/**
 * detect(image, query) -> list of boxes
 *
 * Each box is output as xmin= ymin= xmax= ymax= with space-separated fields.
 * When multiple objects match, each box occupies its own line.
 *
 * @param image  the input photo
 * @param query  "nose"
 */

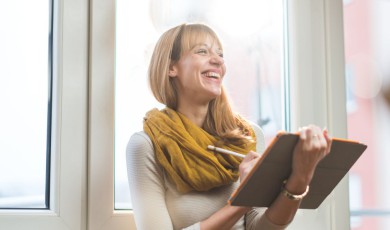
xmin=210 ymin=53 xmax=224 ymax=66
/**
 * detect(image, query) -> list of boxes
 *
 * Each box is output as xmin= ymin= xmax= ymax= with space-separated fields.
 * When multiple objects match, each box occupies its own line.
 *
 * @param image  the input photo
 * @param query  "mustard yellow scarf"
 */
xmin=143 ymin=108 xmax=256 ymax=193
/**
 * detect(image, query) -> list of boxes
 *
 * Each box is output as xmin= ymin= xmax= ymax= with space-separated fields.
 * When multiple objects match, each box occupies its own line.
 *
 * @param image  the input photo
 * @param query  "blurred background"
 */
xmin=0 ymin=0 xmax=389 ymax=229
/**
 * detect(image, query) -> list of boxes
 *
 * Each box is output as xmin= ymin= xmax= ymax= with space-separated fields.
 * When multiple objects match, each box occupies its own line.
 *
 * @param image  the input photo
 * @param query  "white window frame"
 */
xmin=286 ymin=0 xmax=349 ymax=228
xmin=87 ymin=0 xmax=126 ymax=229
xmin=0 ymin=0 xmax=89 ymax=229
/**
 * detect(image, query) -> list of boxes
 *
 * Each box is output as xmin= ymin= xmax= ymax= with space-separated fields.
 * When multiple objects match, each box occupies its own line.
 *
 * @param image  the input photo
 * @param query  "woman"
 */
xmin=126 ymin=23 xmax=332 ymax=230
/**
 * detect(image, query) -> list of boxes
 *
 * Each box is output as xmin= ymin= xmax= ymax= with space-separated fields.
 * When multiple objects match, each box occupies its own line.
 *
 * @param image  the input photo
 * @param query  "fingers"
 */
xmin=323 ymin=128 xmax=333 ymax=155
xmin=240 ymin=151 xmax=260 ymax=181
xmin=298 ymin=125 xmax=331 ymax=158
xmin=292 ymin=125 xmax=331 ymax=183
xmin=243 ymin=151 xmax=260 ymax=162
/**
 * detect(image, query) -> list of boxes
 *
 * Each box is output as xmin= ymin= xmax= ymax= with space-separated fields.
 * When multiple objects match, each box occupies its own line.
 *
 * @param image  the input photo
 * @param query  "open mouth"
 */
xmin=202 ymin=71 xmax=221 ymax=79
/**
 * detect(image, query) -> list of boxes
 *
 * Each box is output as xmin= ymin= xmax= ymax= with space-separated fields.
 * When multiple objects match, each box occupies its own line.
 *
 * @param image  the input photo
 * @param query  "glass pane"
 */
xmin=344 ymin=0 xmax=390 ymax=229
xmin=115 ymin=0 xmax=286 ymax=210
xmin=0 ymin=1 xmax=51 ymax=209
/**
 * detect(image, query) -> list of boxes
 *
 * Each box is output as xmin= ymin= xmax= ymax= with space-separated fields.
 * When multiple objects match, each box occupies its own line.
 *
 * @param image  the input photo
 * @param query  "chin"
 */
xmin=205 ymin=90 xmax=221 ymax=101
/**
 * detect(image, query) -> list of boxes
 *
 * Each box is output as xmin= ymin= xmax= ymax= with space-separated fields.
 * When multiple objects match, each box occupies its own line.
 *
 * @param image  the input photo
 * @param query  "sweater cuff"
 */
xmin=182 ymin=222 xmax=200 ymax=230
xmin=258 ymin=214 xmax=290 ymax=229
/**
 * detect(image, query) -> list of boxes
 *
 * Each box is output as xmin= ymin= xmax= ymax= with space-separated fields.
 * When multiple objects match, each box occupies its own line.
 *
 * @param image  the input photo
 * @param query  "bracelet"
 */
xmin=281 ymin=180 xmax=309 ymax=201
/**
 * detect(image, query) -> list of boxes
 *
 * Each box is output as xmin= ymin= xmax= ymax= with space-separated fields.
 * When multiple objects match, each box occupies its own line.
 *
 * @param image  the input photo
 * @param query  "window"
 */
xmin=0 ymin=3 xmax=358 ymax=229
xmin=0 ymin=0 xmax=88 ymax=228
xmin=0 ymin=0 xmax=51 ymax=209
xmin=344 ymin=0 xmax=390 ymax=229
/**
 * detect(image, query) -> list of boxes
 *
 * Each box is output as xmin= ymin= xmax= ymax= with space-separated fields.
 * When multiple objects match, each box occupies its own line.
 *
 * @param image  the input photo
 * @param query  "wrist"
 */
xmin=285 ymin=175 xmax=310 ymax=194
xmin=229 ymin=204 xmax=252 ymax=213
xmin=281 ymin=180 xmax=309 ymax=201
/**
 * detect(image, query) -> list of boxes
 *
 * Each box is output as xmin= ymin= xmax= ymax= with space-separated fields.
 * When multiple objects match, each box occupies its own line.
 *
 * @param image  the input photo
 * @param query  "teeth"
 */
xmin=204 ymin=72 xmax=220 ymax=79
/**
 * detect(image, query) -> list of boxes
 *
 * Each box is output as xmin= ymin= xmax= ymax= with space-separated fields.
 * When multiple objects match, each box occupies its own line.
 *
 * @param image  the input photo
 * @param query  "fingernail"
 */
xmin=300 ymin=130 xmax=306 ymax=138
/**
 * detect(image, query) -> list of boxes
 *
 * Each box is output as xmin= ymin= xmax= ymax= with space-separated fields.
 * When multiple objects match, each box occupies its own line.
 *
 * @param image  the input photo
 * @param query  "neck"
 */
xmin=176 ymin=101 xmax=209 ymax=127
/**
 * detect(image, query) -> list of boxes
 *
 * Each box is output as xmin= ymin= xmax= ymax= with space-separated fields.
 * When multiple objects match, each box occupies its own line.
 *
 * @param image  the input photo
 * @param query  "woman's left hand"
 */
xmin=289 ymin=125 xmax=332 ymax=187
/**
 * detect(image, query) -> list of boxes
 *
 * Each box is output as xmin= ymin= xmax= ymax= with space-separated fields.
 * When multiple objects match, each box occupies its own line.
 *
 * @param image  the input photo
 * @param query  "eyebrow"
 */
xmin=192 ymin=43 xmax=223 ymax=52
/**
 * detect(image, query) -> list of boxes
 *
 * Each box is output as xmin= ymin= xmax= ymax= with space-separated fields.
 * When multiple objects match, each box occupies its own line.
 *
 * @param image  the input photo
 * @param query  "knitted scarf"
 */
xmin=143 ymin=108 xmax=256 ymax=193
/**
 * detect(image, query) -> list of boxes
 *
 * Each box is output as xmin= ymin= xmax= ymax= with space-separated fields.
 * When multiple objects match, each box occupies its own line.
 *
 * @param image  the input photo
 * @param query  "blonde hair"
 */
xmin=148 ymin=23 xmax=253 ymax=145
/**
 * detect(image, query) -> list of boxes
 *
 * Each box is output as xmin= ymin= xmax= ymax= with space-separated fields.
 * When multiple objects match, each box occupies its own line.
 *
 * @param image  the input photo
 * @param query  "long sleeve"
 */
xmin=246 ymin=208 xmax=289 ymax=230
xmin=126 ymin=132 xmax=174 ymax=230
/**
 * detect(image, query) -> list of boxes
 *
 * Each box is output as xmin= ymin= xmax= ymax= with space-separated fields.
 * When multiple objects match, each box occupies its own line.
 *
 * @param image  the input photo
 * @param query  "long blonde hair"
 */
xmin=148 ymin=23 xmax=254 ymax=145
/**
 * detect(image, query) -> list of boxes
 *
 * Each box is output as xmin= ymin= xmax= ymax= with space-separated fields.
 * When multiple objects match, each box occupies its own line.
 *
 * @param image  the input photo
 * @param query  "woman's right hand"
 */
xmin=239 ymin=151 xmax=260 ymax=182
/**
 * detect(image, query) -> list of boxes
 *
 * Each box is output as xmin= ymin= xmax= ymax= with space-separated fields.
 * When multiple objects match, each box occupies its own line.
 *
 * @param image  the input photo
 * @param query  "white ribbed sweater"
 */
xmin=126 ymin=124 xmax=288 ymax=230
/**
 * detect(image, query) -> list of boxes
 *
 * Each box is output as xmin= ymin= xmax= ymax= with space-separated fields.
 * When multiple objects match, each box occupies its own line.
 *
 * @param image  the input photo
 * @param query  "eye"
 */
xmin=196 ymin=49 xmax=208 ymax=54
xmin=216 ymin=48 xmax=224 ymax=58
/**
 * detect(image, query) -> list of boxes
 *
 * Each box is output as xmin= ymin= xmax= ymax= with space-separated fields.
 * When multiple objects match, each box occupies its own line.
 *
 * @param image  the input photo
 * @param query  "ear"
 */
xmin=168 ymin=63 xmax=178 ymax=78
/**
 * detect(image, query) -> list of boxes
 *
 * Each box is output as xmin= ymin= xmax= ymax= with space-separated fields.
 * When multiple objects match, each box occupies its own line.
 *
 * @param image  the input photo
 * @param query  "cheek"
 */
xmin=178 ymin=61 xmax=196 ymax=77
xmin=222 ymin=65 xmax=227 ymax=78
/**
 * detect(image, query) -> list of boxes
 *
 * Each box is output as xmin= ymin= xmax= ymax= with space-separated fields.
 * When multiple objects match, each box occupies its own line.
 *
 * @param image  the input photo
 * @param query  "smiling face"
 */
xmin=169 ymin=34 xmax=226 ymax=106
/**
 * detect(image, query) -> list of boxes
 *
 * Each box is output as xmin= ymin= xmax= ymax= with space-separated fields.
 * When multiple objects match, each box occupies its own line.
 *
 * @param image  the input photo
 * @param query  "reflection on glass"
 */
xmin=0 ymin=1 xmax=50 ymax=209
xmin=115 ymin=0 xmax=285 ymax=209
xmin=344 ymin=0 xmax=390 ymax=229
